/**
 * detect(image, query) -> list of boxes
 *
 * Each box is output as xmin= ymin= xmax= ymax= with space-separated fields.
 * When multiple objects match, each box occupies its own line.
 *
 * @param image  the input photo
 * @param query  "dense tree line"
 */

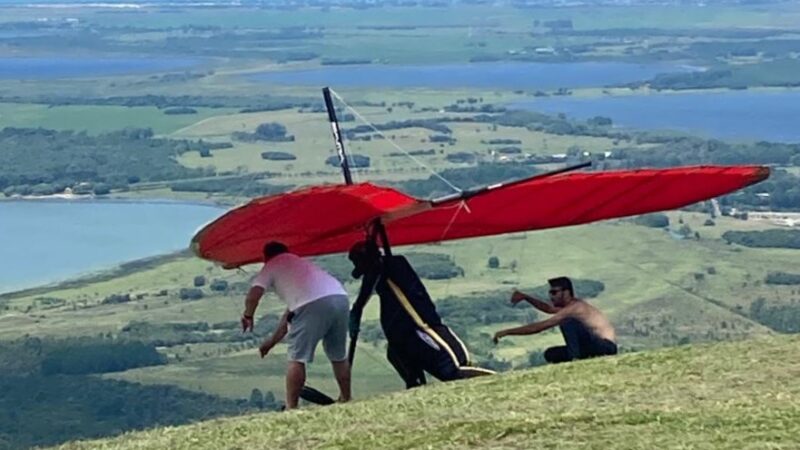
xmin=765 ymin=272 xmax=800 ymax=285
xmin=325 ymin=154 xmax=371 ymax=168
xmin=475 ymin=110 xmax=623 ymax=140
xmin=388 ymin=149 xmax=436 ymax=157
xmin=0 ymin=127 xmax=215 ymax=195
xmin=118 ymin=319 xmax=277 ymax=346
xmin=169 ymin=175 xmax=291 ymax=197
xmin=749 ymin=298 xmax=800 ymax=333
xmin=163 ymin=107 xmax=197 ymax=115
xmin=261 ymin=151 xmax=297 ymax=161
xmin=641 ymin=59 xmax=800 ymax=90
xmin=321 ymin=58 xmax=373 ymax=65
xmin=40 ymin=340 xmax=166 ymax=375
xmin=632 ymin=213 xmax=670 ymax=228
xmin=722 ymin=229 xmax=800 ymax=249
xmin=395 ymin=163 xmax=539 ymax=198
xmin=405 ymin=252 xmax=464 ymax=279
xmin=344 ymin=119 xmax=452 ymax=139
xmin=0 ymin=374 xmax=256 ymax=449
xmin=0 ymin=94 xmax=312 ymax=110
xmin=0 ymin=336 xmax=167 ymax=378
xmin=313 ymin=251 xmax=464 ymax=285
xmin=232 ymin=122 xmax=295 ymax=143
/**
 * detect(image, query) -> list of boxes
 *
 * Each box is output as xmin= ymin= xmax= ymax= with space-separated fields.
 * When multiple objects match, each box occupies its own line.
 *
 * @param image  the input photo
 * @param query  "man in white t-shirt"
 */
xmin=241 ymin=241 xmax=351 ymax=409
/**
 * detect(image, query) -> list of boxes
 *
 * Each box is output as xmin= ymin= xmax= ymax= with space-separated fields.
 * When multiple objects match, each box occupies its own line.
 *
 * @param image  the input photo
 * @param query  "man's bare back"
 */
xmin=563 ymin=299 xmax=616 ymax=343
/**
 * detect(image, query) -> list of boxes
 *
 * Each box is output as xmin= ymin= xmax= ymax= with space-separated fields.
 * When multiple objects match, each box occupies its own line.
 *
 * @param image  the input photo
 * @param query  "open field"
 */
xmin=0 ymin=103 xmax=239 ymax=135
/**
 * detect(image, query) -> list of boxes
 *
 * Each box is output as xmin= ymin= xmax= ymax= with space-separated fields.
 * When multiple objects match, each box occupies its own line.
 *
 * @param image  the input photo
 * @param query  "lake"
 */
xmin=0 ymin=56 xmax=200 ymax=79
xmin=0 ymin=200 xmax=223 ymax=294
xmin=510 ymin=90 xmax=800 ymax=143
xmin=248 ymin=62 xmax=693 ymax=89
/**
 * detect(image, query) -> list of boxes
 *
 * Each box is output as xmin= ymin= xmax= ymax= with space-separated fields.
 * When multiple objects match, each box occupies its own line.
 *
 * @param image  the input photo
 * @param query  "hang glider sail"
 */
xmin=191 ymin=164 xmax=769 ymax=268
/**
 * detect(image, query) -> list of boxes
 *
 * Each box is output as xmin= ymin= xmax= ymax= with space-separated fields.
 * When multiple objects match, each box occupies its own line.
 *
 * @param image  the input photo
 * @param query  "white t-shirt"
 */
xmin=251 ymin=253 xmax=347 ymax=311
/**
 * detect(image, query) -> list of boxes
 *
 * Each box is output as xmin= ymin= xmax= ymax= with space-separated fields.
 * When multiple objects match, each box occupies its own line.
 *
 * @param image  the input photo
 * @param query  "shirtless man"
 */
xmin=493 ymin=277 xmax=617 ymax=363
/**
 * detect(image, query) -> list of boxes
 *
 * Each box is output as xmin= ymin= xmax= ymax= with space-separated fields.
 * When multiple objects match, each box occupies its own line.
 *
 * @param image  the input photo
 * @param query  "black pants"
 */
xmin=544 ymin=338 xmax=618 ymax=364
xmin=386 ymin=325 xmax=468 ymax=388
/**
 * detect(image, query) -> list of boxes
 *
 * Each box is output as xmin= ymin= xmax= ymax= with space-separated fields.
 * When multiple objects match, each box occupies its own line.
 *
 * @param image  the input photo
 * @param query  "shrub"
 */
xmin=632 ymin=213 xmax=670 ymax=228
xmin=179 ymin=288 xmax=204 ymax=301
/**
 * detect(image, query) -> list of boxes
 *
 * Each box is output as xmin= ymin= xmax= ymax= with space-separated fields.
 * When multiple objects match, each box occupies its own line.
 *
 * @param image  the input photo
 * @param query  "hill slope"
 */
xmin=54 ymin=335 xmax=800 ymax=450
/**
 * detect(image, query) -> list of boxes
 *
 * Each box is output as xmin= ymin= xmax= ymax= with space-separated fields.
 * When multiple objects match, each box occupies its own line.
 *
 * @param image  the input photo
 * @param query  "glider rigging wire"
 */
xmin=328 ymin=88 xmax=462 ymax=195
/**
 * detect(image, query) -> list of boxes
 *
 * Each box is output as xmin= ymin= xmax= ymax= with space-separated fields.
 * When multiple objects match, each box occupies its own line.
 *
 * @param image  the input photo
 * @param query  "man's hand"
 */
xmin=259 ymin=339 xmax=275 ymax=358
xmin=241 ymin=314 xmax=254 ymax=332
xmin=492 ymin=330 xmax=505 ymax=345
xmin=510 ymin=290 xmax=527 ymax=305
xmin=348 ymin=310 xmax=361 ymax=339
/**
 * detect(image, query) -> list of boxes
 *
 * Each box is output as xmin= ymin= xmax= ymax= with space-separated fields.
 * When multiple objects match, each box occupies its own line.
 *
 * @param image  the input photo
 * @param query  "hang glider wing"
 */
xmin=191 ymin=165 xmax=769 ymax=268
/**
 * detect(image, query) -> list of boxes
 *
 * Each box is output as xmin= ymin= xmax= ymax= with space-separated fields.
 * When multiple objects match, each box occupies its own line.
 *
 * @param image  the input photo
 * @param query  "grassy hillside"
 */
xmin=3 ymin=212 xmax=795 ymax=404
xmin=53 ymin=334 xmax=800 ymax=450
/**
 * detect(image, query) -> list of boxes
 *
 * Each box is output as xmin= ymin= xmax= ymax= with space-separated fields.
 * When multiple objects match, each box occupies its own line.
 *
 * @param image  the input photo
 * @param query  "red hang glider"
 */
xmin=190 ymin=88 xmax=769 ymax=267
xmin=192 ymin=164 xmax=768 ymax=268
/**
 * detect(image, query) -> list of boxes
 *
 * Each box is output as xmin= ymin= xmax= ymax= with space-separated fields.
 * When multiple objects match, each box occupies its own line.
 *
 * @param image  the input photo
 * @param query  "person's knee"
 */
xmin=436 ymin=363 xmax=461 ymax=381
xmin=287 ymin=361 xmax=306 ymax=373
xmin=544 ymin=346 xmax=571 ymax=364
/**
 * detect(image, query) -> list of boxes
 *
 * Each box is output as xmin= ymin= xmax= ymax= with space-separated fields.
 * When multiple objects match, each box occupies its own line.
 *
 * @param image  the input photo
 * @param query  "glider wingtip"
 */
xmin=753 ymin=165 xmax=771 ymax=183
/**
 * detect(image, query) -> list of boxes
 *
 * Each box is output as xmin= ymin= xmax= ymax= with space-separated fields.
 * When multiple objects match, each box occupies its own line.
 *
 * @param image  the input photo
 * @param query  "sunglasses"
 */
xmin=548 ymin=288 xmax=563 ymax=295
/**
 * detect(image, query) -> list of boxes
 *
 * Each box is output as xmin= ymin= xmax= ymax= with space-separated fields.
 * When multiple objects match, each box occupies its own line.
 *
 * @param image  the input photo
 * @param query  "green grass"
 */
xmin=105 ymin=341 xmax=401 ymax=401
xmin=53 ymin=334 xmax=800 ymax=450
xmin=0 ymin=103 xmax=238 ymax=135
xmin=170 ymin=92 xmax=630 ymax=184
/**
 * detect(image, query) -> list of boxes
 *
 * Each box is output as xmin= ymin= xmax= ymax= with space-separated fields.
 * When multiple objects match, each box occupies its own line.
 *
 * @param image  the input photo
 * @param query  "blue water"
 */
xmin=511 ymin=90 xmax=800 ymax=143
xmin=248 ymin=62 xmax=691 ymax=89
xmin=0 ymin=200 xmax=223 ymax=293
xmin=0 ymin=56 xmax=199 ymax=79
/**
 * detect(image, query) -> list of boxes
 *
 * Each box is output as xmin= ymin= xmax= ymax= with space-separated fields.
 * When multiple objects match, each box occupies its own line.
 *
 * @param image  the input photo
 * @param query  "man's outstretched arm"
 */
xmin=511 ymin=290 xmax=559 ymax=314
xmin=493 ymin=316 xmax=560 ymax=343
xmin=494 ymin=306 xmax=573 ymax=343
xmin=259 ymin=309 xmax=290 ymax=358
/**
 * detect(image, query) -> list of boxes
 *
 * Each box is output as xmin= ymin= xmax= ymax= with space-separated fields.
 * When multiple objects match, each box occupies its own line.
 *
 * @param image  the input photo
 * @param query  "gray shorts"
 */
xmin=287 ymin=294 xmax=349 ymax=364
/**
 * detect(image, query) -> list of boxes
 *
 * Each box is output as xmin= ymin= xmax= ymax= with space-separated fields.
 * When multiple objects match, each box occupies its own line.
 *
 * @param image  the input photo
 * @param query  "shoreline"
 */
xmin=0 ymin=249 xmax=194 ymax=300
xmin=0 ymin=194 xmax=228 ymax=209
xmin=0 ymin=197 xmax=227 ymax=299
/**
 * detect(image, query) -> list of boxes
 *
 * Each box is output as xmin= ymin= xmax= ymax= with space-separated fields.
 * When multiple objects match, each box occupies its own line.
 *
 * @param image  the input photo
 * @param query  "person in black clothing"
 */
xmin=493 ymin=277 xmax=617 ymax=363
xmin=348 ymin=240 xmax=493 ymax=388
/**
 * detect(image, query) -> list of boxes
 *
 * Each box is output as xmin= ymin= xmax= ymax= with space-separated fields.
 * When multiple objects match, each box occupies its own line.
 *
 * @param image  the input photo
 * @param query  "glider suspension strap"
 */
xmin=369 ymin=219 xmax=393 ymax=257
xmin=327 ymin=88 xmax=462 ymax=195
